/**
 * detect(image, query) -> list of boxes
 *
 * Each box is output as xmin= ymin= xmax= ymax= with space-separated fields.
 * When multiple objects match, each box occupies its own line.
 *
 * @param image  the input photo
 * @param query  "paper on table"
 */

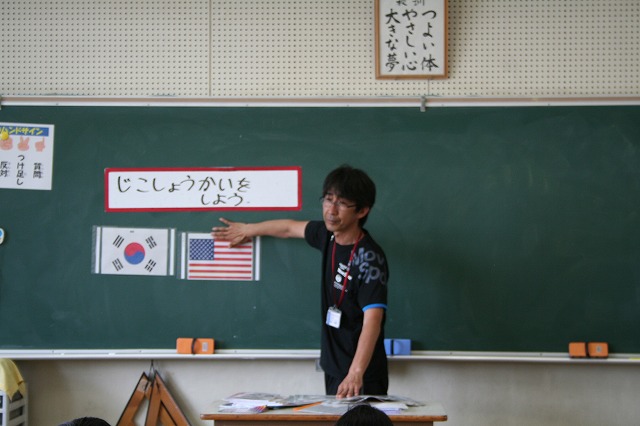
xmin=218 ymin=404 xmax=267 ymax=414
xmin=223 ymin=392 xmax=285 ymax=407
xmin=341 ymin=395 xmax=423 ymax=406
xmin=296 ymin=400 xmax=349 ymax=415
xmin=371 ymin=401 xmax=409 ymax=414
xmin=276 ymin=395 xmax=327 ymax=408
xmin=222 ymin=393 xmax=326 ymax=410
xmin=297 ymin=395 xmax=418 ymax=415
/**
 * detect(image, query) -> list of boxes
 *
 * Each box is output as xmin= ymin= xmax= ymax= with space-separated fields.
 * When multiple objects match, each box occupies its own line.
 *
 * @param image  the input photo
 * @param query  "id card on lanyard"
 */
xmin=326 ymin=233 xmax=362 ymax=329
xmin=326 ymin=306 xmax=342 ymax=328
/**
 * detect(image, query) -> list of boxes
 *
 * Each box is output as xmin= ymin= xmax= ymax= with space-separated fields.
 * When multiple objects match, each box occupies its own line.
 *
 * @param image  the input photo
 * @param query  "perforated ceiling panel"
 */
xmin=211 ymin=0 xmax=378 ymax=97
xmin=0 ymin=0 xmax=210 ymax=96
xmin=1 ymin=1 xmax=639 ymax=98
xmin=438 ymin=0 xmax=640 ymax=97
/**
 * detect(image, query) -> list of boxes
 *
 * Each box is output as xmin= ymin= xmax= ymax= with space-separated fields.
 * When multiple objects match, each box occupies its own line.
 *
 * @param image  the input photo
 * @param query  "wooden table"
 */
xmin=201 ymin=401 xmax=447 ymax=425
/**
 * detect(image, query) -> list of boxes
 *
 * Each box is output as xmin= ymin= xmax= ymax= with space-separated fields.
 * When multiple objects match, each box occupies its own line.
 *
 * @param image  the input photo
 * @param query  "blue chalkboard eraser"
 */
xmin=0 ymin=228 xmax=4 ymax=245
xmin=384 ymin=338 xmax=412 ymax=356
xmin=392 ymin=339 xmax=412 ymax=355
xmin=384 ymin=339 xmax=392 ymax=355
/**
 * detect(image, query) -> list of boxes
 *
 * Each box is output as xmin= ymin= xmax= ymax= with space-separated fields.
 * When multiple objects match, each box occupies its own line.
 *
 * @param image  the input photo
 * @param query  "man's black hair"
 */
xmin=335 ymin=404 xmax=393 ymax=426
xmin=58 ymin=417 xmax=111 ymax=426
xmin=322 ymin=164 xmax=376 ymax=226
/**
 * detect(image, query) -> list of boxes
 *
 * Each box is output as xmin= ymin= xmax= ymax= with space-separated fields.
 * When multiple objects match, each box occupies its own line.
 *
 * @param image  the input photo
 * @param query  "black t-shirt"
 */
xmin=305 ymin=220 xmax=389 ymax=381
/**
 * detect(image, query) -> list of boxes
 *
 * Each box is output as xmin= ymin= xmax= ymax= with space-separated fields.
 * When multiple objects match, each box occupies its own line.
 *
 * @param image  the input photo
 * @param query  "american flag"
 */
xmin=181 ymin=233 xmax=259 ymax=281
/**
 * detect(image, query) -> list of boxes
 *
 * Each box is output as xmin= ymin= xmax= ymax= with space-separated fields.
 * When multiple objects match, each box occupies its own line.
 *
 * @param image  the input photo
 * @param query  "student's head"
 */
xmin=59 ymin=417 xmax=111 ymax=426
xmin=335 ymin=404 xmax=393 ymax=426
xmin=322 ymin=165 xmax=376 ymax=227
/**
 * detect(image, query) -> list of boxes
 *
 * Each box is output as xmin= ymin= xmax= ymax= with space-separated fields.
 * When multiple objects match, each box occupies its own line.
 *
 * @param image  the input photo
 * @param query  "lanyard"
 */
xmin=331 ymin=233 xmax=363 ymax=308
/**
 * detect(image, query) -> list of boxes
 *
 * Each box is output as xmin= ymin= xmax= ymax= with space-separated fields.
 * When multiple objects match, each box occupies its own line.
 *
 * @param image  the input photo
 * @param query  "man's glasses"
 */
xmin=320 ymin=195 xmax=357 ymax=211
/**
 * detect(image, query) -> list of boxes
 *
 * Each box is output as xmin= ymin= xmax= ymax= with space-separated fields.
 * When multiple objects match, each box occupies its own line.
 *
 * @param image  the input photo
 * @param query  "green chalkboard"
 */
xmin=1 ymin=105 xmax=639 ymax=352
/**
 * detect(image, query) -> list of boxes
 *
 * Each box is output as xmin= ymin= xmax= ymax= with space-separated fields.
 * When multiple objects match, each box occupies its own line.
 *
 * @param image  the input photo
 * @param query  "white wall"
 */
xmin=16 ymin=358 xmax=640 ymax=426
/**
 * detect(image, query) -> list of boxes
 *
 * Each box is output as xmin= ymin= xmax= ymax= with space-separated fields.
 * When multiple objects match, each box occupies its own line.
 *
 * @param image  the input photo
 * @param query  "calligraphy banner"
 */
xmin=105 ymin=166 xmax=302 ymax=212
xmin=375 ymin=0 xmax=448 ymax=79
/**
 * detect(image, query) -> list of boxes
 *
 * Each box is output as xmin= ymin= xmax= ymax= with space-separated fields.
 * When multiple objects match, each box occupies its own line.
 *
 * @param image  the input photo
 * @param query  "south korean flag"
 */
xmin=92 ymin=226 xmax=175 ymax=276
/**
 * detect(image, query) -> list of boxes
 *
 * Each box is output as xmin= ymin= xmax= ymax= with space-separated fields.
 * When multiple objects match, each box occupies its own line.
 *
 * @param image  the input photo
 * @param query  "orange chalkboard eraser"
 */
xmin=587 ymin=342 xmax=609 ymax=358
xmin=569 ymin=342 xmax=587 ymax=358
xmin=177 ymin=338 xmax=215 ymax=354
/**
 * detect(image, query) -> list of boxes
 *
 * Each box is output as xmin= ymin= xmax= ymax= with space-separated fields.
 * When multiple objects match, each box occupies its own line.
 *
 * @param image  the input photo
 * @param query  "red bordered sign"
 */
xmin=105 ymin=166 xmax=302 ymax=212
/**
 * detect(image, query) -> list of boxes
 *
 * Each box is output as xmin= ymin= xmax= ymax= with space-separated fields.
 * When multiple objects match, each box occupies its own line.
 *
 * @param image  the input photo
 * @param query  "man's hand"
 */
xmin=211 ymin=218 xmax=252 ymax=247
xmin=336 ymin=371 xmax=364 ymax=399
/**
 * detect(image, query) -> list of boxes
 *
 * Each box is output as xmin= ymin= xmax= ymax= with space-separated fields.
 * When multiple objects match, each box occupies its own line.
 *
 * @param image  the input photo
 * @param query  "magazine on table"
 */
xmin=295 ymin=395 xmax=423 ymax=415
xmin=220 ymin=392 xmax=326 ymax=412
xmin=219 ymin=393 xmax=423 ymax=415
xmin=340 ymin=395 xmax=424 ymax=406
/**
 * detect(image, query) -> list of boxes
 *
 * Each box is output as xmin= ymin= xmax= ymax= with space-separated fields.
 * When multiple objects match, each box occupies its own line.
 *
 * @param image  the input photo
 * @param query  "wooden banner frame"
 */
xmin=375 ymin=0 xmax=448 ymax=79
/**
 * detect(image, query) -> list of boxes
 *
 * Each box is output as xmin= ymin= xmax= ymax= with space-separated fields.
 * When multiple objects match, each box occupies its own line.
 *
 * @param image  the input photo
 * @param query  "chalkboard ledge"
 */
xmin=4 ymin=95 xmax=640 ymax=108
xmin=2 ymin=350 xmax=639 ymax=364
xmin=0 ymin=349 xmax=319 ymax=361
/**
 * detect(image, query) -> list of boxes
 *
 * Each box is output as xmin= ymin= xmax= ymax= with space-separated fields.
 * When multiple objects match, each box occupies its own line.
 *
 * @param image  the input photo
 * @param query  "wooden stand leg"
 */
xmin=150 ymin=373 xmax=190 ymax=426
xmin=117 ymin=370 xmax=190 ymax=426
xmin=117 ymin=373 xmax=152 ymax=426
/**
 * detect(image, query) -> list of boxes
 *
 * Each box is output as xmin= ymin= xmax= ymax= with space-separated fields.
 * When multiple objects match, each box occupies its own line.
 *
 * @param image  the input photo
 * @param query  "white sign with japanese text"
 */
xmin=105 ymin=166 xmax=302 ymax=212
xmin=375 ymin=0 xmax=448 ymax=79
xmin=0 ymin=122 xmax=55 ymax=190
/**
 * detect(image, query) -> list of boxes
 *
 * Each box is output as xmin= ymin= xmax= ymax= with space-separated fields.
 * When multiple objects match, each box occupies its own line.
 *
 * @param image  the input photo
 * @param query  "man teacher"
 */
xmin=211 ymin=165 xmax=389 ymax=398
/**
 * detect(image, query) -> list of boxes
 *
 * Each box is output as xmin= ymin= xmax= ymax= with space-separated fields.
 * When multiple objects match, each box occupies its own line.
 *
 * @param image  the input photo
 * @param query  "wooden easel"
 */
xmin=117 ymin=364 xmax=190 ymax=426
